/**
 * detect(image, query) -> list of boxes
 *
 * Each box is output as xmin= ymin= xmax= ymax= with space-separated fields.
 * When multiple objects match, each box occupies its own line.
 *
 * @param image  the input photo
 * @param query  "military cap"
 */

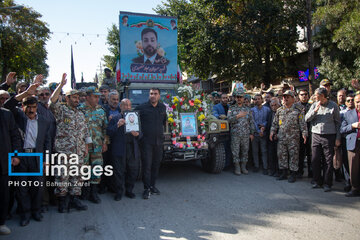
xmin=48 ymin=82 xmax=58 ymax=91
xmin=320 ymin=79 xmax=332 ymax=86
xmin=211 ymin=91 xmax=220 ymax=97
xmin=283 ymin=90 xmax=295 ymax=97
xmin=99 ymin=85 xmax=110 ymax=91
xmin=232 ymin=88 xmax=245 ymax=97
xmin=104 ymin=68 xmax=111 ymax=73
xmin=65 ymin=89 xmax=80 ymax=96
xmin=86 ymin=86 xmax=101 ymax=96
xmin=244 ymin=94 xmax=251 ymax=100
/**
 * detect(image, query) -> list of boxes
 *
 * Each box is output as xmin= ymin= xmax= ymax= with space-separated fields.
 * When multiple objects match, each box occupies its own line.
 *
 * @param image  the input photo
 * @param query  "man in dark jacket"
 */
xmin=0 ymin=108 xmax=21 ymax=235
xmin=4 ymin=83 xmax=51 ymax=226
xmin=107 ymin=99 xmax=140 ymax=201
xmin=135 ymin=88 xmax=166 ymax=199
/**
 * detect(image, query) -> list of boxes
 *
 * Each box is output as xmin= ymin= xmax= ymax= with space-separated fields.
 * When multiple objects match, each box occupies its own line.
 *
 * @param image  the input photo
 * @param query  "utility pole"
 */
xmin=306 ymin=0 xmax=314 ymax=95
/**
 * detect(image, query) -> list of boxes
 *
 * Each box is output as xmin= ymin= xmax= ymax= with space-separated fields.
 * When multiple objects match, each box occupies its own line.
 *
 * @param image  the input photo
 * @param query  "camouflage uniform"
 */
xmin=49 ymin=101 xmax=91 ymax=196
xmin=270 ymin=104 xmax=308 ymax=171
xmin=78 ymin=103 xmax=109 ymax=184
xmin=228 ymin=105 xmax=256 ymax=163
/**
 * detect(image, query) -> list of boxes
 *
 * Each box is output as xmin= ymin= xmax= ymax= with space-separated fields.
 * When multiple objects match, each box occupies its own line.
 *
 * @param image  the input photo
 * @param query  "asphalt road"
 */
xmin=3 ymin=162 xmax=360 ymax=240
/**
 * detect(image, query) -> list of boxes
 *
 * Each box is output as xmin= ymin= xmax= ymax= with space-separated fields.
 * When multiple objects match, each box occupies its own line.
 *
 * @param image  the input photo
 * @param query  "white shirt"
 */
xmin=144 ymin=53 xmax=157 ymax=64
xmin=23 ymin=115 xmax=38 ymax=149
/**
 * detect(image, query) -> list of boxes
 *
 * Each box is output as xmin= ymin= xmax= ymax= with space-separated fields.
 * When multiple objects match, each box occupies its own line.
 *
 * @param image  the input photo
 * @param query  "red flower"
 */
xmin=189 ymin=100 xmax=194 ymax=106
xmin=171 ymin=105 xmax=176 ymax=109
xmin=198 ymin=107 xmax=203 ymax=112
xmin=173 ymin=122 xmax=176 ymax=127
xmin=201 ymin=93 xmax=204 ymax=97
xmin=180 ymin=101 xmax=183 ymax=106
xmin=166 ymin=95 xmax=170 ymax=99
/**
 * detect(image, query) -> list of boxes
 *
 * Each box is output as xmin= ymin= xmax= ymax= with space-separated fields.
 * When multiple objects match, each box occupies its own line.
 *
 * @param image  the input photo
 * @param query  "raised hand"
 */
xmin=6 ymin=72 xmax=17 ymax=85
xmin=34 ymin=74 xmax=44 ymax=84
xmin=60 ymin=73 xmax=67 ymax=86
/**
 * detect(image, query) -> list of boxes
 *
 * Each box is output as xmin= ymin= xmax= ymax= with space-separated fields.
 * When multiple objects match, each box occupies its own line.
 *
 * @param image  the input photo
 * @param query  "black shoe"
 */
xmin=268 ymin=170 xmax=276 ymax=176
xmin=273 ymin=171 xmax=280 ymax=178
xmin=345 ymin=190 xmax=360 ymax=197
xmin=89 ymin=184 xmax=101 ymax=204
xmin=312 ymin=183 xmax=322 ymax=189
xmin=58 ymin=196 xmax=68 ymax=213
xmin=323 ymin=185 xmax=332 ymax=192
xmin=114 ymin=193 xmax=122 ymax=201
xmin=20 ymin=216 xmax=30 ymax=227
xmin=253 ymin=167 xmax=259 ymax=173
xmin=344 ymin=181 xmax=352 ymax=192
xmin=150 ymin=186 xmax=160 ymax=195
xmin=143 ymin=189 xmax=151 ymax=199
xmin=125 ymin=191 xmax=136 ymax=199
xmin=262 ymin=169 xmax=268 ymax=175
xmin=70 ymin=196 xmax=88 ymax=211
xmin=288 ymin=172 xmax=296 ymax=183
xmin=276 ymin=170 xmax=288 ymax=180
xmin=32 ymin=212 xmax=43 ymax=222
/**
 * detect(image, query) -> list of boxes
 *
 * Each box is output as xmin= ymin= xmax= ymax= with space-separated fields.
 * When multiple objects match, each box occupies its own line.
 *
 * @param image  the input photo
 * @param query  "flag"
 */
xmin=116 ymin=58 xmax=121 ymax=83
xmin=70 ymin=45 xmax=76 ymax=89
xmin=94 ymin=73 xmax=98 ymax=83
xmin=177 ymin=64 xmax=183 ymax=84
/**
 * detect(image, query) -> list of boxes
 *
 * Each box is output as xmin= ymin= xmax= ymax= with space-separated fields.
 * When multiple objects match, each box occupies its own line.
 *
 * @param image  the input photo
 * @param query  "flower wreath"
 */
xmin=164 ymin=84 xmax=211 ymax=149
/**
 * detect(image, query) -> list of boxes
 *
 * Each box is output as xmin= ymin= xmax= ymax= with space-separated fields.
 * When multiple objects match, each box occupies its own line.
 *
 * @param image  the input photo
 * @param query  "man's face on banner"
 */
xmin=142 ymin=31 xmax=157 ymax=58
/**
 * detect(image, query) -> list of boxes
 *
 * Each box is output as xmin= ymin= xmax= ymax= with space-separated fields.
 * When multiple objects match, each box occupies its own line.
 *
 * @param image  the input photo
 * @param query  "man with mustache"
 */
xmin=3 ymin=81 xmax=51 ymax=226
xmin=132 ymin=28 xmax=170 ymax=65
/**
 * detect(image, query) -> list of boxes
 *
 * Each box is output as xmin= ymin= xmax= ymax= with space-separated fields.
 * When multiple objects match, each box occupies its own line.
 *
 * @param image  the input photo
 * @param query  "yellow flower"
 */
xmin=168 ymin=117 xmax=174 ymax=123
xmin=198 ymin=114 xmax=205 ymax=121
xmin=168 ymin=113 xmax=173 ymax=117
xmin=173 ymin=97 xmax=179 ymax=103
xmin=194 ymin=99 xmax=202 ymax=105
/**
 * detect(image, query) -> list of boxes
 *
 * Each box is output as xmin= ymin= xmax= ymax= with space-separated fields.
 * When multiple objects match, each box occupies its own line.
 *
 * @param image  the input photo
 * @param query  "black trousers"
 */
xmin=268 ymin=140 xmax=278 ymax=172
xmin=312 ymin=133 xmax=336 ymax=186
xmin=299 ymin=133 xmax=312 ymax=174
xmin=15 ymin=157 xmax=44 ymax=218
xmin=0 ymin=175 xmax=9 ymax=225
xmin=142 ymin=143 xmax=163 ymax=190
xmin=112 ymin=143 xmax=139 ymax=194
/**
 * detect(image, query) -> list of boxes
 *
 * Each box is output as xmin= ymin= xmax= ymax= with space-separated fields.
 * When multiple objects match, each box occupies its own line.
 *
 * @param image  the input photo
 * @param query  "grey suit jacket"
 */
xmin=340 ymin=109 xmax=359 ymax=151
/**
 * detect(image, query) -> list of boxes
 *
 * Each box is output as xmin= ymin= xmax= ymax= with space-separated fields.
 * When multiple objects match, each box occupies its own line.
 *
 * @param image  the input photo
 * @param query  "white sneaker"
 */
xmin=0 ymin=225 xmax=11 ymax=235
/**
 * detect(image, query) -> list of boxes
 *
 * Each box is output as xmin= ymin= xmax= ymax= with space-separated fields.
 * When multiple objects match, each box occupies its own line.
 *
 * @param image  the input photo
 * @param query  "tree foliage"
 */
xmin=313 ymin=0 xmax=360 ymax=88
xmin=103 ymin=23 xmax=119 ymax=71
xmin=154 ymin=0 xmax=306 ymax=87
xmin=0 ymin=0 xmax=50 ymax=82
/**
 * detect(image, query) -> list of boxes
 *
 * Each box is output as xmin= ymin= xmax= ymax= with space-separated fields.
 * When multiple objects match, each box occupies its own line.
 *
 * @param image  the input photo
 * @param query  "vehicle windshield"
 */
xmin=128 ymin=89 xmax=176 ymax=108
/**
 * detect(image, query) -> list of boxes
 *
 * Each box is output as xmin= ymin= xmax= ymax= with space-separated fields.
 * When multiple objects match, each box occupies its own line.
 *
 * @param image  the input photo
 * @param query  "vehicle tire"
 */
xmin=201 ymin=143 xmax=226 ymax=173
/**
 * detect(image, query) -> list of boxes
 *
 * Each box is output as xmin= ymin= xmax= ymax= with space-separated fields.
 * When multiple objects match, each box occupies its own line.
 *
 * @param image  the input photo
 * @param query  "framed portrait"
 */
xmin=124 ymin=111 xmax=140 ymax=133
xmin=180 ymin=113 xmax=198 ymax=137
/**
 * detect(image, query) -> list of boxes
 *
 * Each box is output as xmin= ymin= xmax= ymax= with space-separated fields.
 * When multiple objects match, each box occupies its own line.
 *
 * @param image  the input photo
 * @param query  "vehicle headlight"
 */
xmin=209 ymin=122 xmax=218 ymax=131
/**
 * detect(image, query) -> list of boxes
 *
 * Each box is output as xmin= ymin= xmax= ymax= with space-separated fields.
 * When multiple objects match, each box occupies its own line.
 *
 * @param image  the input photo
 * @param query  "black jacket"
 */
xmin=135 ymin=101 xmax=166 ymax=145
xmin=0 ymin=108 xmax=22 ymax=175
xmin=4 ymin=96 xmax=51 ymax=153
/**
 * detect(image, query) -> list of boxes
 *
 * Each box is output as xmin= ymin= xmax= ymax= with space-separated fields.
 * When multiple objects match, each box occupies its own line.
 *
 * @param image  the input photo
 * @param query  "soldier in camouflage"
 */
xmin=228 ymin=89 xmax=256 ymax=175
xmin=49 ymin=73 xmax=91 ymax=213
xmin=78 ymin=86 xmax=109 ymax=204
xmin=270 ymin=90 xmax=308 ymax=183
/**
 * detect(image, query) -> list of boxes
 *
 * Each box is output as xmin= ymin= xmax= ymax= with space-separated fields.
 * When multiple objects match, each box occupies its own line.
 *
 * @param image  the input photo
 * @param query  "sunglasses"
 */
xmin=236 ymin=96 xmax=243 ymax=99
xmin=299 ymin=93 xmax=308 ymax=96
xmin=39 ymin=93 xmax=51 ymax=97
xmin=346 ymin=99 xmax=354 ymax=102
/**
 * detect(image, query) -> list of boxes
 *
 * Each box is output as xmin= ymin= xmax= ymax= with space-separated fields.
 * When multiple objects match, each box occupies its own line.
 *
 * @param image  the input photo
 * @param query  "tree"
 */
xmin=103 ymin=23 xmax=119 ymax=71
xmin=313 ymin=0 xmax=360 ymax=89
xmin=154 ymin=0 xmax=306 ymax=87
xmin=0 ymin=0 xmax=50 ymax=83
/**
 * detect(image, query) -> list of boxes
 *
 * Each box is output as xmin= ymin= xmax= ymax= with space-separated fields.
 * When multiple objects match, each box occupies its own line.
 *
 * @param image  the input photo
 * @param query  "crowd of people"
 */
xmin=0 ymin=68 xmax=360 ymax=236
xmin=0 ymin=70 xmax=165 ymax=235
xmin=211 ymin=79 xmax=360 ymax=196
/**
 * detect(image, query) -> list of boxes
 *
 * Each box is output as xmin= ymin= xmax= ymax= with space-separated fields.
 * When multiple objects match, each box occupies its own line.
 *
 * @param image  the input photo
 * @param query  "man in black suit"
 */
xmin=0 ymin=108 xmax=21 ymax=235
xmin=132 ymin=28 xmax=170 ymax=65
xmin=4 ymin=82 xmax=51 ymax=226
xmin=135 ymin=88 xmax=166 ymax=199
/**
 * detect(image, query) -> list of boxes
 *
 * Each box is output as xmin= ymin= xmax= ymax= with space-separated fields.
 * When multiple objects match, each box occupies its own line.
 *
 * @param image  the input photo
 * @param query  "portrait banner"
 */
xmin=120 ymin=11 xmax=178 ymax=83
xmin=124 ymin=111 xmax=140 ymax=133
xmin=180 ymin=113 xmax=198 ymax=137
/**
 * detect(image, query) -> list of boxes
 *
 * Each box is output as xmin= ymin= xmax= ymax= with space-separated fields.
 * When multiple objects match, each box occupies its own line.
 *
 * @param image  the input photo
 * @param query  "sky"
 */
xmin=15 ymin=0 xmax=164 ymax=90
